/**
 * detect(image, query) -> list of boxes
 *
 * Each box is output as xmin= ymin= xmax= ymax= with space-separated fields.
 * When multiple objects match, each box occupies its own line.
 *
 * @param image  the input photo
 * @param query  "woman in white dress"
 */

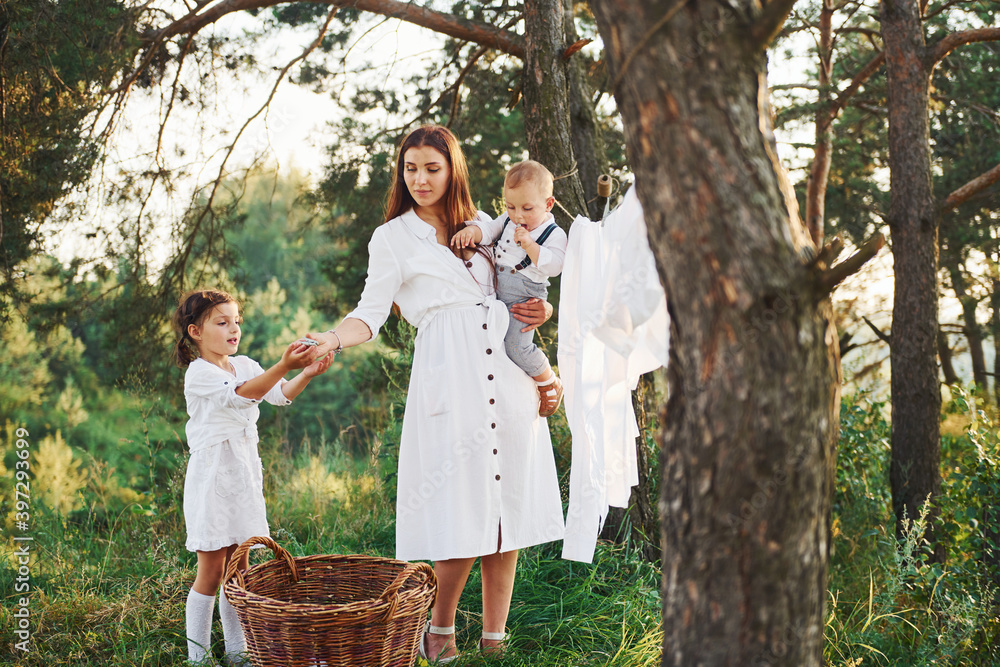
xmin=307 ymin=125 xmax=565 ymax=661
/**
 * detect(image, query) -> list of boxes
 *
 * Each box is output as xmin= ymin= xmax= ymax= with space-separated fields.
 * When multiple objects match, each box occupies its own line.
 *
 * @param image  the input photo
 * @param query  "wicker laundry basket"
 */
xmin=222 ymin=536 xmax=437 ymax=667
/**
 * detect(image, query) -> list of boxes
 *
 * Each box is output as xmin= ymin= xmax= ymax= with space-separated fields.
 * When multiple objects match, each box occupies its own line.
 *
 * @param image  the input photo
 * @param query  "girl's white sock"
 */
xmin=218 ymin=588 xmax=247 ymax=662
xmin=535 ymin=376 xmax=556 ymax=386
xmin=186 ymin=588 xmax=215 ymax=663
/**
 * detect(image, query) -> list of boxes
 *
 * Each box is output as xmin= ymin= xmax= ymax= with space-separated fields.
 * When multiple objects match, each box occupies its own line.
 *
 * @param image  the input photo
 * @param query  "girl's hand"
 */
xmin=302 ymin=351 xmax=334 ymax=378
xmin=281 ymin=341 xmax=315 ymax=370
xmin=510 ymin=298 xmax=553 ymax=333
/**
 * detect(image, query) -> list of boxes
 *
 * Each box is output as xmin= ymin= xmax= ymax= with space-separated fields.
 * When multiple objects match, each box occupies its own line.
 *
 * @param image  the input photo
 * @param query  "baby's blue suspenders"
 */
xmin=493 ymin=215 xmax=560 ymax=270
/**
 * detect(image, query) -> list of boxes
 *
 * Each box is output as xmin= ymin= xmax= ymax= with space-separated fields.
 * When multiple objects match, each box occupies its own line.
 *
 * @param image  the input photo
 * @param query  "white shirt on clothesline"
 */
xmin=558 ymin=186 xmax=669 ymax=563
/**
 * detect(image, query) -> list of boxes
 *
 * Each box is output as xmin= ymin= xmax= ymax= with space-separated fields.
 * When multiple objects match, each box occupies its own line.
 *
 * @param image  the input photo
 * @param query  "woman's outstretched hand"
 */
xmin=302 ymin=331 xmax=339 ymax=360
xmin=509 ymin=298 xmax=553 ymax=333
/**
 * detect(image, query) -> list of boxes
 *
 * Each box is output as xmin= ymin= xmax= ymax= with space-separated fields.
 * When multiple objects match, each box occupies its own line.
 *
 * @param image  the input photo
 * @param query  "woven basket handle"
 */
xmin=223 ymin=535 xmax=299 ymax=591
xmin=376 ymin=562 xmax=436 ymax=620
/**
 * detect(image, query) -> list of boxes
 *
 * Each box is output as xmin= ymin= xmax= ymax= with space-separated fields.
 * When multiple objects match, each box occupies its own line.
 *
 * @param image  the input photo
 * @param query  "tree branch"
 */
xmin=807 ymin=235 xmax=844 ymax=270
xmin=770 ymin=83 xmax=820 ymax=91
xmin=833 ymin=26 xmax=880 ymax=40
xmin=923 ymin=0 xmax=979 ymax=21
xmin=445 ymin=44 xmax=490 ymax=127
xmin=942 ymin=162 xmax=1000 ymax=213
xmin=166 ymin=7 xmax=339 ymax=297
xmin=750 ymin=0 xmax=801 ymax=51
xmin=863 ymin=315 xmax=891 ymax=345
xmin=827 ymin=51 xmax=884 ymax=119
xmin=817 ymin=233 xmax=885 ymax=294
xmin=146 ymin=0 xmax=525 ymax=58
xmin=927 ymin=27 xmax=1000 ymax=66
xmin=562 ymin=38 xmax=591 ymax=61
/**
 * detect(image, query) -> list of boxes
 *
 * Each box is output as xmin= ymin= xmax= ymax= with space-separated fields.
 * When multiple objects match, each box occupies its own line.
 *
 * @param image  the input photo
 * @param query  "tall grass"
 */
xmin=824 ymin=392 xmax=1000 ymax=666
xmin=0 ymin=415 xmax=660 ymax=666
xmin=4 ymin=392 xmax=999 ymax=665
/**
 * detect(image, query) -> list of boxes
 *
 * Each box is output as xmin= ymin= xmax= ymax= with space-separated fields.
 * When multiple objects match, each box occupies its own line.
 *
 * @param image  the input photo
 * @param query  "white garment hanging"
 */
xmin=558 ymin=186 xmax=669 ymax=563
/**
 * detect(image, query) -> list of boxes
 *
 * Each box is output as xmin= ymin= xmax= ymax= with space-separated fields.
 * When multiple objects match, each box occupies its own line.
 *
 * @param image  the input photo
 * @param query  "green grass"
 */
xmin=0 ymin=429 xmax=660 ymax=666
xmin=4 ymin=392 xmax=1000 ymax=665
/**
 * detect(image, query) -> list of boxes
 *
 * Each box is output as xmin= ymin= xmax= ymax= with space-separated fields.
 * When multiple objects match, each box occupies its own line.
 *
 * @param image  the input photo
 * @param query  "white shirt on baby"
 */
xmin=472 ymin=213 xmax=568 ymax=284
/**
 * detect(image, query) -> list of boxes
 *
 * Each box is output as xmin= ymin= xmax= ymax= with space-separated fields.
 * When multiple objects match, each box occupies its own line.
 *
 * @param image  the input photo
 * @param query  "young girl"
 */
xmin=172 ymin=288 xmax=333 ymax=665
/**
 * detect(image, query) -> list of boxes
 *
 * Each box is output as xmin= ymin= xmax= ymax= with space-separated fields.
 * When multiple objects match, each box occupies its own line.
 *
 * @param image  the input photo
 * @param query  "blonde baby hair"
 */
xmin=504 ymin=160 xmax=554 ymax=197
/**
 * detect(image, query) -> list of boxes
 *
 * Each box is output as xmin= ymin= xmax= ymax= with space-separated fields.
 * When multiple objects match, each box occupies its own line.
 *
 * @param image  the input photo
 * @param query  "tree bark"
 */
xmin=522 ymin=0 xmax=589 ymax=223
xmin=591 ymin=1 xmax=838 ymax=664
xmin=881 ymin=0 xmax=943 ymax=556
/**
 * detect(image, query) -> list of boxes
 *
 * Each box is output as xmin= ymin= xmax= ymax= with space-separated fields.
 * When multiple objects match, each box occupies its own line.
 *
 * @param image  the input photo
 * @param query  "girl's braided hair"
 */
xmin=172 ymin=289 xmax=238 ymax=367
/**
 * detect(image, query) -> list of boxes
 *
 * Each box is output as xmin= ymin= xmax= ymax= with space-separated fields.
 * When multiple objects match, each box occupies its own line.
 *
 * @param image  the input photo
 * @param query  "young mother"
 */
xmin=307 ymin=125 xmax=565 ymax=661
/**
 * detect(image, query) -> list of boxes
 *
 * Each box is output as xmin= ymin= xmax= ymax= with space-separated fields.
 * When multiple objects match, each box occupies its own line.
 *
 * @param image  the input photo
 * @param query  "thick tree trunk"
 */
xmin=881 ymin=0 xmax=943 ymax=556
xmin=522 ymin=0 xmax=589 ymax=223
xmin=592 ymin=2 xmax=838 ymax=664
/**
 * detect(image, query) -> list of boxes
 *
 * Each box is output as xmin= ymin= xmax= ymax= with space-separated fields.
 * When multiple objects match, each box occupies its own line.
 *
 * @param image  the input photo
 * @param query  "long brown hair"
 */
xmin=171 ymin=288 xmax=238 ymax=367
xmin=385 ymin=125 xmax=484 ymax=262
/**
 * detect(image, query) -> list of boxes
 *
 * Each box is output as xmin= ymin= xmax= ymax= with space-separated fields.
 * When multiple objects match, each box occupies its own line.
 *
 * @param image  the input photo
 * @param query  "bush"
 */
xmin=825 ymin=392 xmax=1000 ymax=666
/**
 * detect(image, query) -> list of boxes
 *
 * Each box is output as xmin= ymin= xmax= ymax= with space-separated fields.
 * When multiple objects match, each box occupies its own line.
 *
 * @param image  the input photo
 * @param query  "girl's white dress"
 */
xmin=182 ymin=356 xmax=291 ymax=552
xmin=347 ymin=210 xmax=566 ymax=561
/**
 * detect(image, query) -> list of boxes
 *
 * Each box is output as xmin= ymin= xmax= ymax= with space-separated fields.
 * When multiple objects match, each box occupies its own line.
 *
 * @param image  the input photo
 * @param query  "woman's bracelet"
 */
xmin=326 ymin=329 xmax=343 ymax=353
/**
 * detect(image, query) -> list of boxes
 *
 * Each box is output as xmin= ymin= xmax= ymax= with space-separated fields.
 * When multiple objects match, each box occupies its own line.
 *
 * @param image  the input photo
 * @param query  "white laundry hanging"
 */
xmin=558 ymin=185 xmax=670 ymax=563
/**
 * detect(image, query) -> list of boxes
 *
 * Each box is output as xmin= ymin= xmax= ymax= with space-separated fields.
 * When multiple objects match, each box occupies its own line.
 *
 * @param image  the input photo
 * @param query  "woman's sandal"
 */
xmin=479 ymin=630 xmax=508 ymax=658
xmin=537 ymin=376 xmax=564 ymax=417
xmin=418 ymin=622 xmax=460 ymax=665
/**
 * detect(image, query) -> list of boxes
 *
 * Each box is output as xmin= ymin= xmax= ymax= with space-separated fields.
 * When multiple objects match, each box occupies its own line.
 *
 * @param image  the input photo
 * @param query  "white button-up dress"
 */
xmin=346 ymin=209 xmax=566 ymax=561
xmin=182 ymin=356 xmax=292 ymax=552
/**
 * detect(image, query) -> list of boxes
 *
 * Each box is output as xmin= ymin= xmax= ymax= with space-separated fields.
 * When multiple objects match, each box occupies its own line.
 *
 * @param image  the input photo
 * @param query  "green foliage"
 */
xmin=5 ymin=381 xmax=1000 ymax=664
xmin=825 ymin=392 xmax=1000 ymax=666
xmin=0 ymin=397 xmax=660 ymax=666
xmin=773 ymin=1 xmax=1000 ymax=249
xmin=939 ymin=387 xmax=1000 ymax=593
xmin=0 ymin=0 xmax=136 ymax=311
